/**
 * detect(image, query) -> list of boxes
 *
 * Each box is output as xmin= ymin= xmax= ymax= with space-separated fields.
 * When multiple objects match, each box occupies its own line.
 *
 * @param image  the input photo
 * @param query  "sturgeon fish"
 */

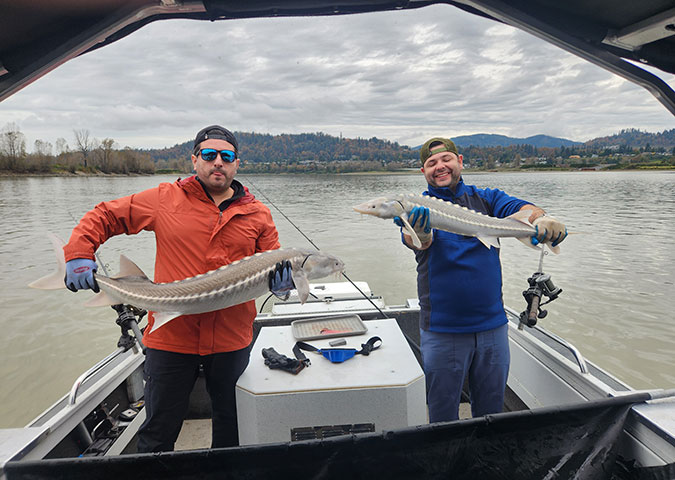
xmin=353 ymin=193 xmax=560 ymax=253
xmin=30 ymin=234 xmax=345 ymax=331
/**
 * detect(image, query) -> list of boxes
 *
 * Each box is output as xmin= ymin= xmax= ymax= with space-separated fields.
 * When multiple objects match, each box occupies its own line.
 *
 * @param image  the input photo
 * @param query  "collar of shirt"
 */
xmin=196 ymin=177 xmax=246 ymax=211
xmin=425 ymin=177 xmax=466 ymax=201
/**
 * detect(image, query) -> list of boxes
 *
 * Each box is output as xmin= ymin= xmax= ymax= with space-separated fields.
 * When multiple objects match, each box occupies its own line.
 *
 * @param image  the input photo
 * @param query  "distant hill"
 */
xmin=139 ymin=128 xmax=674 ymax=168
xmin=141 ymin=131 xmax=416 ymax=165
xmin=583 ymin=128 xmax=675 ymax=149
xmin=450 ymin=133 xmax=580 ymax=148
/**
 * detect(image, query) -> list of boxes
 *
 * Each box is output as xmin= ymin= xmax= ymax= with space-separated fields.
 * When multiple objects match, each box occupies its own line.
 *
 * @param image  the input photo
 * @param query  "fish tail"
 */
xmin=28 ymin=232 xmax=67 ymax=290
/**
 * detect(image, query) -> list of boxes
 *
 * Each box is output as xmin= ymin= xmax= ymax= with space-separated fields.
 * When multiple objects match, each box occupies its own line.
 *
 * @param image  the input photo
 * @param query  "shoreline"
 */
xmin=1 ymin=168 xmax=674 ymax=178
xmin=0 ymin=171 xmax=157 ymax=178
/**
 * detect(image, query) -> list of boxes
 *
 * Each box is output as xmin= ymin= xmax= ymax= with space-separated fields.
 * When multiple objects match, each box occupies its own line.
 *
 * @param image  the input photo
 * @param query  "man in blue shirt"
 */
xmin=400 ymin=137 xmax=567 ymax=422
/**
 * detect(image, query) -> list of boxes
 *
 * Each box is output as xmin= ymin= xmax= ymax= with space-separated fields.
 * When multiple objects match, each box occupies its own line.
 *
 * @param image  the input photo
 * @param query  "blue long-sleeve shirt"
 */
xmin=410 ymin=178 xmax=530 ymax=333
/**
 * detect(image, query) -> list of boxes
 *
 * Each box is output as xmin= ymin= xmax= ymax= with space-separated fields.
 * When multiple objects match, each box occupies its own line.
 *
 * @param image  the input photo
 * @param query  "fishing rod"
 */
xmin=91 ymin=249 xmax=147 ymax=353
xmin=241 ymin=175 xmax=394 ymax=322
xmin=518 ymin=246 xmax=562 ymax=330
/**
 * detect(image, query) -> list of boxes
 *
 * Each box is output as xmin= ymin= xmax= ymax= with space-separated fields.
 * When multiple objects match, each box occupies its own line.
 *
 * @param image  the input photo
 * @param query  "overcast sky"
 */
xmin=1 ymin=5 xmax=674 ymax=152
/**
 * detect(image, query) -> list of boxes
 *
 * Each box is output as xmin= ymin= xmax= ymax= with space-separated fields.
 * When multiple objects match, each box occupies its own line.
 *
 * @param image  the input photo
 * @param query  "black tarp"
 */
xmin=5 ymin=392 xmax=674 ymax=480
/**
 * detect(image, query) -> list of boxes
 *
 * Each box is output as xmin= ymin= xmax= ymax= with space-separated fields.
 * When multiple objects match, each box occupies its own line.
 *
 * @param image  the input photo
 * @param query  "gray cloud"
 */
xmin=1 ymin=5 xmax=673 ymax=151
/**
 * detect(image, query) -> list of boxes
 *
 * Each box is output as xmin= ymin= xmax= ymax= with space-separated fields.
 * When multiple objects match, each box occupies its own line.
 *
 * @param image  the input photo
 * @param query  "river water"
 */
xmin=1 ymin=171 xmax=674 ymax=427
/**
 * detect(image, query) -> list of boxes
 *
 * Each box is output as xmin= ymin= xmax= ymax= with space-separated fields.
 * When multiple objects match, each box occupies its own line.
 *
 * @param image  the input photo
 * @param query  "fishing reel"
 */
xmin=113 ymin=304 xmax=147 ymax=353
xmin=519 ymin=271 xmax=562 ymax=330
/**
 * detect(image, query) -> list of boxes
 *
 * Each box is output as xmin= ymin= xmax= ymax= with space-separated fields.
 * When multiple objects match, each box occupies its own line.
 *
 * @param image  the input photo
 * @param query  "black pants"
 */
xmin=137 ymin=346 xmax=251 ymax=453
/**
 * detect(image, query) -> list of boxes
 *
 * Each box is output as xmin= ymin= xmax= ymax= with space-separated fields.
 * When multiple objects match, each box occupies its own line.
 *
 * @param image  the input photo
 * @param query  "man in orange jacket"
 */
xmin=63 ymin=125 xmax=292 ymax=452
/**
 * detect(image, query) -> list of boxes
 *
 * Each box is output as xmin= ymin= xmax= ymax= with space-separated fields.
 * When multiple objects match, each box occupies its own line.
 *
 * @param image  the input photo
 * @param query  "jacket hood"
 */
xmin=177 ymin=175 xmax=256 ymax=206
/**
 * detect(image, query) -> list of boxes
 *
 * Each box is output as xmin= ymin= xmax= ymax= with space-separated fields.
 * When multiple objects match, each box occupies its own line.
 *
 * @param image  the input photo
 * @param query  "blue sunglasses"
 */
xmin=199 ymin=148 xmax=236 ymax=162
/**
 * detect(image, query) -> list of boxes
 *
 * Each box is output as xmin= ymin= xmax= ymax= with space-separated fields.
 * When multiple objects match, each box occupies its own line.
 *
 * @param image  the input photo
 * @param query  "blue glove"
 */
xmin=65 ymin=258 xmax=99 ymax=292
xmin=409 ymin=206 xmax=431 ymax=234
xmin=394 ymin=206 xmax=432 ymax=243
xmin=269 ymin=260 xmax=294 ymax=300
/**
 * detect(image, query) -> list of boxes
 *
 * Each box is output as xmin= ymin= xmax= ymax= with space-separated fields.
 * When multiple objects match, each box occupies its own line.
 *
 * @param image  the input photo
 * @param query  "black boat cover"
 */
xmin=4 ymin=392 xmax=674 ymax=480
xmin=1 ymin=1 xmax=675 ymax=112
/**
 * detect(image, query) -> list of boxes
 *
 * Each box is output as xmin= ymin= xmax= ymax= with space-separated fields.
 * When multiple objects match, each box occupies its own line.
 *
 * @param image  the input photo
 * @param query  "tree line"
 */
xmin=0 ymin=123 xmax=157 ymax=174
xmin=3 ymin=123 xmax=674 ymax=175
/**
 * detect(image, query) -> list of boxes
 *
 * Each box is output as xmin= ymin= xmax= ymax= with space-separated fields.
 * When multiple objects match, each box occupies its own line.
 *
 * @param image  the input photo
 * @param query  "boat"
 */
xmin=1 ymin=278 xmax=674 ymax=479
xmin=1 ymin=1 xmax=674 ymax=479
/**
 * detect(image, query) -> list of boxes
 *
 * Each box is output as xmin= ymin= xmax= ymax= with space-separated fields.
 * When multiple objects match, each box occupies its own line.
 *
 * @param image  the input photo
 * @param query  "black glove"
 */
xmin=269 ymin=260 xmax=294 ymax=300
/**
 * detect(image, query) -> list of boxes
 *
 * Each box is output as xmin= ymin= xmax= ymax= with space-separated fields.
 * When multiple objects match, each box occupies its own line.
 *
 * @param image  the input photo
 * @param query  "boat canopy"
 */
xmin=1 ymin=0 xmax=674 ymax=113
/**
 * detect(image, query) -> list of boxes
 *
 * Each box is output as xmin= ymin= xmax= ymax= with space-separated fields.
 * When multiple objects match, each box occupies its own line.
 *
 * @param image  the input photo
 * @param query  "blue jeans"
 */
xmin=421 ymin=323 xmax=510 ymax=423
xmin=137 ymin=347 xmax=250 ymax=452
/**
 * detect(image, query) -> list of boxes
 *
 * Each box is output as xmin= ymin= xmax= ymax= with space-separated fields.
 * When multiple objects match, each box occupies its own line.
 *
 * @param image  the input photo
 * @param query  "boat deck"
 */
xmin=175 ymin=420 xmax=210 ymax=451
xmin=174 ymin=403 xmax=473 ymax=451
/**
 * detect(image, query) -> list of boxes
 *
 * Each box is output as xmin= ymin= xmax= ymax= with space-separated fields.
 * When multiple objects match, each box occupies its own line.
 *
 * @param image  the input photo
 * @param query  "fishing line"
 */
xmin=242 ymin=174 xmax=392 ymax=320
xmin=241 ymin=175 xmax=322 ymax=252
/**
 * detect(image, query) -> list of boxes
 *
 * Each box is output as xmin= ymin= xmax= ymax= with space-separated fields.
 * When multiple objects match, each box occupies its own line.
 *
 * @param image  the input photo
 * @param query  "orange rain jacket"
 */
xmin=63 ymin=176 xmax=280 ymax=355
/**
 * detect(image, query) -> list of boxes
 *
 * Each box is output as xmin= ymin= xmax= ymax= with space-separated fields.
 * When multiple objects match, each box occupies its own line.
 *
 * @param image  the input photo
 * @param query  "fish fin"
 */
xmin=115 ymin=255 xmax=148 ymax=279
xmin=516 ymin=235 xmax=562 ymax=254
xmin=293 ymin=270 xmax=310 ymax=304
xmin=400 ymin=214 xmax=422 ymax=248
xmin=83 ymin=290 xmax=116 ymax=307
xmin=506 ymin=209 xmax=534 ymax=226
xmin=547 ymin=243 xmax=561 ymax=255
xmin=149 ymin=312 xmax=184 ymax=332
xmin=545 ymin=232 xmax=578 ymax=255
xmin=29 ymin=232 xmax=67 ymax=290
xmin=477 ymin=235 xmax=500 ymax=249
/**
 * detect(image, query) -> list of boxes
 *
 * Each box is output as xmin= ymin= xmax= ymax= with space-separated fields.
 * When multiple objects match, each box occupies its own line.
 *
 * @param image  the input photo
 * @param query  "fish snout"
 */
xmin=352 ymin=202 xmax=375 ymax=215
xmin=331 ymin=258 xmax=346 ymax=280
xmin=324 ymin=254 xmax=345 ymax=274
xmin=352 ymin=197 xmax=392 ymax=217
xmin=327 ymin=256 xmax=346 ymax=280
xmin=302 ymin=252 xmax=346 ymax=278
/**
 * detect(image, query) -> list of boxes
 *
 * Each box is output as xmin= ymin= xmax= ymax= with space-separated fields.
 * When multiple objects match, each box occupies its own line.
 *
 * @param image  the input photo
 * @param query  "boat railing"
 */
xmin=505 ymin=306 xmax=590 ymax=374
xmin=68 ymin=347 xmax=128 ymax=406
